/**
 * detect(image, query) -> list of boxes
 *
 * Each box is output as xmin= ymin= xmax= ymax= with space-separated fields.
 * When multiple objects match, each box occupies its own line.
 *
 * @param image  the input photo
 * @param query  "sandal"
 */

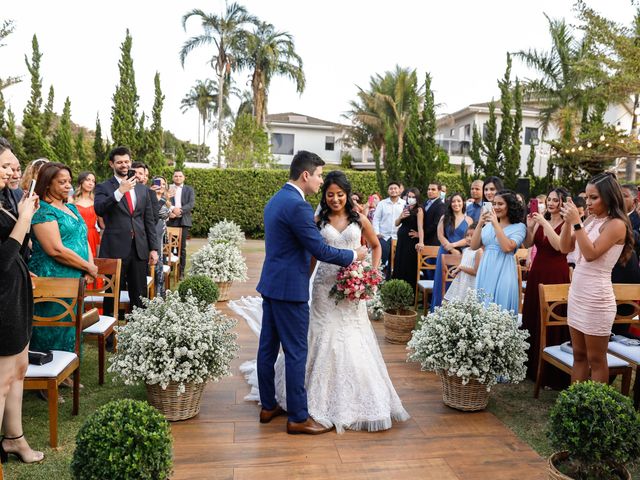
xmin=0 ymin=435 xmax=44 ymax=464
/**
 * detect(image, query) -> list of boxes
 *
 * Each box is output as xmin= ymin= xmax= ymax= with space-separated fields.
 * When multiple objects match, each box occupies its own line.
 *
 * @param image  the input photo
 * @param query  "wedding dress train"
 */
xmin=230 ymin=222 xmax=409 ymax=433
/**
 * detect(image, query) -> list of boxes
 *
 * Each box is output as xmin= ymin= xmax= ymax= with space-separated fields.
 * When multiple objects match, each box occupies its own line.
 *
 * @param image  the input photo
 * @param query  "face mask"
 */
xmin=407 ymin=198 xmax=417 ymax=206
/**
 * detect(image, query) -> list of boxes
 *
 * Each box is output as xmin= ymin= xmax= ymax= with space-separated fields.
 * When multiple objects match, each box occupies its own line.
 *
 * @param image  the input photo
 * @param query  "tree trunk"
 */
xmin=202 ymin=116 xmax=207 ymax=162
xmin=627 ymin=93 xmax=639 ymax=182
xmin=197 ymin=115 xmax=201 ymax=162
xmin=252 ymin=69 xmax=266 ymax=128
xmin=217 ymin=70 xmax=225 ymax=168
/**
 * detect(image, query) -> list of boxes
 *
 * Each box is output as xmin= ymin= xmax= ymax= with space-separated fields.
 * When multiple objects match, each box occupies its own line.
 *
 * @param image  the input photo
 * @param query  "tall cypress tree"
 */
xmin=175 ymin=143 xmax=186 ymax=171
xmin=401 ymin=92 xmax=421 ymax=188
xmin=75 ymin=130 xmax=90 ymax=172
xmin=42 ymin=85 xmax=55 ymax=137
xmin=470 ymin=125 xmax=485 ymax=177
xmin=384 ymin=128 xmax=401 ymax=185
xmin=496 ymin=54 xmax=513 ymax=175
xmin=504 ymin=78 xmax=523 ymax=189
xmin=52 ymin=97 xmax=73 ymax=164
xmin=421 ymin=72 xmax=441 ymax=186
xmin=146 ymin=72 xmax=165 ymax=172
xmin=5 ymin=108 xmax=26 ymax=162
xmin=484 ymin=101 xmax=499 ymax=176
xmin=92 ymin=114 xmax=110 ymax=179
xmin=22 ymin=34 xmax=49 ymax=160
xmin=135 ymin=113 xmax=149 ymax=162
xmin=111 ymin=29 xmax=139 ymax=153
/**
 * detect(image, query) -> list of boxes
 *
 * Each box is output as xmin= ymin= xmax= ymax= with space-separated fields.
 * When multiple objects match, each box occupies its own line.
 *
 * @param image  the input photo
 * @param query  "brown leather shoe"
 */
xmin=259 ymin=405 xmax=286 ymax=424
xmin=286 ymin=418 xmax=335 ymax=435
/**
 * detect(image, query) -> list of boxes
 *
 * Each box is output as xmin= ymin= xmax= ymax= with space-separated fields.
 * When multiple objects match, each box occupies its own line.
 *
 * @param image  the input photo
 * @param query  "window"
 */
xmin=271 ymin=133 xmax=294 ymax=155
xmin=482 ymin=123 xmax=488 ymax=141
xmin=464 ymin=124 xmax=471 ymax=138
xmin=325 ymin=136 xmax=335 ymax=151
xmin=524 ymin=127 xmax=539 ymax=145
xmin=449 ymin=128 xmax=456 ymax=138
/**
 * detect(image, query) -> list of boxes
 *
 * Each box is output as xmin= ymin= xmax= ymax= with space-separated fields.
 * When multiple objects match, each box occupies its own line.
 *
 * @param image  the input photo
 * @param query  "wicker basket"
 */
xmin=437 ymin=370 xmax=490 ymax=411
xmin=145 ymin=381 xmax=206 ymax=421
xmin=547 ymin=451 xmax=630 ymax=480
xmin=216 ymin=281 xmax=233 ymax=302
xmin=383 ymin=309 xmax=417 ymax=344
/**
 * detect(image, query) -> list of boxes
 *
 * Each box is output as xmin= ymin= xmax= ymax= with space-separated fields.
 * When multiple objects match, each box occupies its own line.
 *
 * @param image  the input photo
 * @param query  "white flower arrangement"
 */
xmin=207 ymin=219 xmax=245 ymax=248
xmin=108 ymin=291 xmax=239 ymax=394
xmin=407 ymin=290 xmax=529 ymax=390
xmin=366 ymin=292 xmax=384 ymax=321
xmin=190 ymin=242 xmax=248 ymax=282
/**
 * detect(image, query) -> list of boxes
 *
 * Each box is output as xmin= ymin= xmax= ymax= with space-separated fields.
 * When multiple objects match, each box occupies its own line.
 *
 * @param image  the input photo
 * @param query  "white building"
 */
xmin=265 ymin=112 xmax=345 ymax=166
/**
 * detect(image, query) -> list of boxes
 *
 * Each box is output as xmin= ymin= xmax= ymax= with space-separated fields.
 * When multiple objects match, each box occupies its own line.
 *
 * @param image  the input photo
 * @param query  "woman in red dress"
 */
xmin=72 ymin=171 xmax=103 ymax=257
xmin=521 ymin=187 xmax=571 ymax=386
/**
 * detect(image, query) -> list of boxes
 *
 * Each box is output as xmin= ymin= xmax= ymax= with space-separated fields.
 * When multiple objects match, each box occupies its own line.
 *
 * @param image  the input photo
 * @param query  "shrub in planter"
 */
xmin=207 ymin=219 xmax=245 ymax=247
xmin=547 ymin=381 xmax=640 ymax=479
xmin=379 ymin=279 xmax=414 ymax=314
xmin=70 ymin=399 xmax=172 ymax=480
xmin=178 ymin=275 xmax=219 ymax=304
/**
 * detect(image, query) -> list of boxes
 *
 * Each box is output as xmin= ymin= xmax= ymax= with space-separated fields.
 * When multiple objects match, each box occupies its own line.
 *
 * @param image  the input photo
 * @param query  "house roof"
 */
xmin=266 ymin=112 xmax=344 ymax=128
xmin=437 ymin=100 xmax=543 ymax=127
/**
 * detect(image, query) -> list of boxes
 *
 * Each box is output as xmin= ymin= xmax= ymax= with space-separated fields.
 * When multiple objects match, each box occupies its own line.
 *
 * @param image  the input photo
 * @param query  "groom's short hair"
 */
xmin=289 ymin=150 xmax=325 ymax=180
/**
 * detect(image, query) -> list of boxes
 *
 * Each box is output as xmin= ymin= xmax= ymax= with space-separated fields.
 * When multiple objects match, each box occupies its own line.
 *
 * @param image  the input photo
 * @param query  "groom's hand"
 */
xmin=355 ymin=246 xmax=368 ymax=261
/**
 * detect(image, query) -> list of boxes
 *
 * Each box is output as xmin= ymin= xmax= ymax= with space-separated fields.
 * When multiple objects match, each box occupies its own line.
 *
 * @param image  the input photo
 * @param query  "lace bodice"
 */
xmin=319 ymin=222 xmax=362 ymax=249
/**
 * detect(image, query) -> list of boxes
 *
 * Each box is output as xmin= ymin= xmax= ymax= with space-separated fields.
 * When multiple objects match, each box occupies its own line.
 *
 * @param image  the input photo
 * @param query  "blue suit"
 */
xmin=256 ymin=183 xmax=354 ymax=422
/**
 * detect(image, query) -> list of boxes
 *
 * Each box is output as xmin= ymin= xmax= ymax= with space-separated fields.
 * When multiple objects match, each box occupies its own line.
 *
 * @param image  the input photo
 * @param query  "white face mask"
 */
xmin=407 ymin=197 xmax=417 ymax=206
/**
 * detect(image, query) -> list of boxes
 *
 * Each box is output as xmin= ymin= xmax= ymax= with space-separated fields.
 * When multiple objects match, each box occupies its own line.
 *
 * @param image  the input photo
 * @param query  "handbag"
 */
xmin=28 ymin=350 xmax=53 ymax=366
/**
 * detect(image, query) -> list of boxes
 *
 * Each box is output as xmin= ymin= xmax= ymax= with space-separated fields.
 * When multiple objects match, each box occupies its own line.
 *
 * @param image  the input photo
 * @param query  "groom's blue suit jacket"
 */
xmin=257 ymin=183 xmax=354 ymax=302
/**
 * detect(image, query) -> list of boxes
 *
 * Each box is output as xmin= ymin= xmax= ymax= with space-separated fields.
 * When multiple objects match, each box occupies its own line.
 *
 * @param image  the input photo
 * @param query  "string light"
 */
xmin=587 ymin=142 xmax=592 ymax=148
xmin=571 ymin=147 xmax=576 ymax=152
xmin=600 ymin=135 xmax=606 ymax=141
xmin=578 ymin=146 xmax=583 ymax=151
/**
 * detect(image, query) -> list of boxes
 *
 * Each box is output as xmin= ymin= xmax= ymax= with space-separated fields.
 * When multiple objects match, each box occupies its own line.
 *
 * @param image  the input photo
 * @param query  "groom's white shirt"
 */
xmin=286 ymin=181 xmax=357 ymax=263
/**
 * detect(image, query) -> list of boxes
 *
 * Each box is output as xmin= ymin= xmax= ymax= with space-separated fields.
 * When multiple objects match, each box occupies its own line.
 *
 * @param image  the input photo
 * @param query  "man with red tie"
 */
xmin=95 ymin=146 xmax=158 ymax=321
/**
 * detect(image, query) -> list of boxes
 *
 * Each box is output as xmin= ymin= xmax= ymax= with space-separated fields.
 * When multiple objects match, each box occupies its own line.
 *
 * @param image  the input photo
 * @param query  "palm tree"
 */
xmin=237 ymin=21 xmax=305 ymax=127
xmin=180 ymin=80 xmax=216 ymax=162
xmin=513 ymin=14 xmax=594 ymax=141
xmin=180 ymin=3 xmax=257 ymax=167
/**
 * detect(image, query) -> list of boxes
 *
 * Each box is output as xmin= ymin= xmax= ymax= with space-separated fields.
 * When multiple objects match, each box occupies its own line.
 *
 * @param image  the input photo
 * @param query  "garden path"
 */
xmin=171 ymin=239 xmax=546 ymax=479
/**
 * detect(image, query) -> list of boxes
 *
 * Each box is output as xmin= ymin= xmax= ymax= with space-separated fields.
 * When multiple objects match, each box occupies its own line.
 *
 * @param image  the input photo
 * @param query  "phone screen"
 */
xmin=153 ymin=178 xmax=162 ymax=187
xmin=28 ymin=179 xmax=36 ymax=197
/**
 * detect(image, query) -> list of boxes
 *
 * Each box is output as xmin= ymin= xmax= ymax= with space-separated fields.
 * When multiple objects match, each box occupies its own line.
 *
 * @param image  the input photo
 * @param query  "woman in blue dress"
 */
xmin=431 ymin=193 xmax=473 ymax=310
xmin=471 ymin=189 xmax=526 ymax=315
xmin=29 ymin=163 xmax=97 ymax=354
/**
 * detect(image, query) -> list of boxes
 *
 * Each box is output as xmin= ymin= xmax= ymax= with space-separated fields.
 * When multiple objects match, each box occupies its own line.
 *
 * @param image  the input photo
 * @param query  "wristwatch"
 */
xmin=573 ymin=223 xmax=583 ymax=231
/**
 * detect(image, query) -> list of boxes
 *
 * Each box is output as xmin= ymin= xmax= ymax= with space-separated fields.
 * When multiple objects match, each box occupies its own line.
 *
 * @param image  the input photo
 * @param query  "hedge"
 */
xmin=160 ymin=168 xmax=470 ymax=238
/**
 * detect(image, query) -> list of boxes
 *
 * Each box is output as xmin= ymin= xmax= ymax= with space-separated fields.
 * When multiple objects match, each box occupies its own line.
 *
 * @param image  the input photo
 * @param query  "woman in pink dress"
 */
xmin=560 ymin=173 xmax=634 ymax=384
xmin=72 ymin=171 xmax=103 ymax=257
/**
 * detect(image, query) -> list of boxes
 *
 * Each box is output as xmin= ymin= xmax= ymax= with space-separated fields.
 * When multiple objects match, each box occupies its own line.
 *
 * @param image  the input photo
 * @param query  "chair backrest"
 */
xmin=85 ymin=258 xmax=122 ymax=314
xmin=612 ymin=284 xmax=640 ymax=324
xmin=165 ymin=227 xmax=182 ymax=258
xmin=32 ymin=277 xmax=85 ymax=354
xmin=538 ymin=283 xmax=570 ymax=355
xmin=440 ymin=254 xmax=462 ymax=297
xmin=515 ymin=248 xmax=528 ymax=264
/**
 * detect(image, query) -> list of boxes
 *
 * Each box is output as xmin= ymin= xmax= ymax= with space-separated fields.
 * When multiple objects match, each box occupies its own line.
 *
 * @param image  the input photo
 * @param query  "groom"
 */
xmin=256 ymin=151 xmax=367 ymax=435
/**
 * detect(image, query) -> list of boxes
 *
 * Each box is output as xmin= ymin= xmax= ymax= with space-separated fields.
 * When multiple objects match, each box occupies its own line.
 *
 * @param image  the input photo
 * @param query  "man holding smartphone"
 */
xmin=95 ymin=147 xmax=158 ymax=328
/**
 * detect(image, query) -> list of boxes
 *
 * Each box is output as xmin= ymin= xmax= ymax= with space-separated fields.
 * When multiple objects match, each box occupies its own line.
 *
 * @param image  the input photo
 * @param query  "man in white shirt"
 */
xmin=167 ymin=170 xmax=195 ymax=279
xmin=373 ymin=181 xmax=406 ymax=279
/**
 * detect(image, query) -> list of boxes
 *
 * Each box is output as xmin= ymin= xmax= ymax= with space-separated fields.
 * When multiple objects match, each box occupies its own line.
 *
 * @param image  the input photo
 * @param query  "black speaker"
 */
xmin=515 ymin=178 xmax=530 ymax=199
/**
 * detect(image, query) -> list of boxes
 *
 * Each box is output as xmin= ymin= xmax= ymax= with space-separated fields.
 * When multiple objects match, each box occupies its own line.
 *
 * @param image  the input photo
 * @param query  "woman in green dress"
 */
xmin=29 ymin=163 xmax=98 ymax=354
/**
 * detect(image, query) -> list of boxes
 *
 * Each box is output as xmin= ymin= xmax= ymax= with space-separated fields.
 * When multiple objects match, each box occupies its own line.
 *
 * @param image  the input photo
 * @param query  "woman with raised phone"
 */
xmin=559 ymin=173 xmax=633 ymax=385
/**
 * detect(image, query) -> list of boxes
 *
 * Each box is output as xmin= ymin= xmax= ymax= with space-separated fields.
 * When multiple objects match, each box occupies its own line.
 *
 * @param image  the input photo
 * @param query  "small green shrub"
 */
xmin=548 ymin=381 xmax=640 ymax=479
xmin=70 ymin=399 xmax=172 ymax=480
xmin=178 ymin=275 xmax=220 ymax=304
xmin=379 ymin=279 xmax=414 ymax=313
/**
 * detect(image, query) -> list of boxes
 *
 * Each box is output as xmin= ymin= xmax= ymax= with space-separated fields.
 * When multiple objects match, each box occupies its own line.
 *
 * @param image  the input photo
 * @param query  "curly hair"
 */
xmin=443 ymin=193 xmax=466 ymax=232
xmin=316 ymin=171 xmax=361 ymax=228
xmin=495 ymin=189 xmax=524 ymax=225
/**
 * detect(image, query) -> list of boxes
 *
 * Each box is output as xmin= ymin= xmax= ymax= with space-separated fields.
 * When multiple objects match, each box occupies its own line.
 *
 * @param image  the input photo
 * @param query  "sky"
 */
xmin=2 ymin=1 xmax=637 ymax=157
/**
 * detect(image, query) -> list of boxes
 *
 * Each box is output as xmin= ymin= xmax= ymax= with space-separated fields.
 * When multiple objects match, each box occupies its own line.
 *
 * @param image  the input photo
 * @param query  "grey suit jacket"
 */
xmin=167 ymin=185 xmax=195 ymax=228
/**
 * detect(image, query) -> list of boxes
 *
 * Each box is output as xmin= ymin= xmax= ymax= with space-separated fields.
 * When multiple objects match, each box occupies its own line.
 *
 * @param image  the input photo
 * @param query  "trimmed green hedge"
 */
xmin=160 ymin=168 xmax=469 ymax=238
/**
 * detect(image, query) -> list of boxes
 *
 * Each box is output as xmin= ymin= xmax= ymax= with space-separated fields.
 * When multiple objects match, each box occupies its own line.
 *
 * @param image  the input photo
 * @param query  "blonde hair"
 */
xmin=20 ymin=158 xmax=49 ymax=190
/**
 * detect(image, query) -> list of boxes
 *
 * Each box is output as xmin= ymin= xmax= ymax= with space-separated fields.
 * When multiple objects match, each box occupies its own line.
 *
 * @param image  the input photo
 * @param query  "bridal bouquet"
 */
xmin=329 ymin=261 xmax=383 ymax=304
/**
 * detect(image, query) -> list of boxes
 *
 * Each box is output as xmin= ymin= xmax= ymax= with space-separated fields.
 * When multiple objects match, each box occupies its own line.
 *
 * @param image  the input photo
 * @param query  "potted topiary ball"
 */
xmin=178 ymin=275 xmax=220 ymax=305
xmin=379 ymin=279 xmax=416 ymax=344
xmin=547 ymin=381 xmax=640 ymax=479
xmin=70 ymin=399 xmax=172 ymax=480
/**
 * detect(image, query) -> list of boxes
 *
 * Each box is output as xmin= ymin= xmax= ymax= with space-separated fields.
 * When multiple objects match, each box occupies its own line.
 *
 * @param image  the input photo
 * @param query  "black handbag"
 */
xmin=28 ymin=350 xmax=53 ymax=366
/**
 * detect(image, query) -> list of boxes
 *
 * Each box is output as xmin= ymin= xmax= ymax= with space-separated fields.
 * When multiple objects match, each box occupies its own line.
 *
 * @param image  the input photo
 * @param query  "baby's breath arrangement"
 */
xmin=190 ymin=242 xmax=248 ymax=283
xmin=207 ymin=219 xmax=245 ymax=247
xmin=407 ymin=290 xmax=529 ymax=390
xmin=109 ymin=291 xmax=239 ymax=394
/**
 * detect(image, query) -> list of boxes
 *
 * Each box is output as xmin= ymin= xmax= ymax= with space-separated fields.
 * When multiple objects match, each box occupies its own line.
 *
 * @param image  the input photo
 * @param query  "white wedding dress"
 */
xmin=230 ymin=222 xmax=409 ymax=433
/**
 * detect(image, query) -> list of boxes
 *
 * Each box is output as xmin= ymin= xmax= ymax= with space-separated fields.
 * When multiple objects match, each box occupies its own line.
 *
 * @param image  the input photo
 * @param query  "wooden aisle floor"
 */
xmin=172 ymin=239 xmax=546 ymax=479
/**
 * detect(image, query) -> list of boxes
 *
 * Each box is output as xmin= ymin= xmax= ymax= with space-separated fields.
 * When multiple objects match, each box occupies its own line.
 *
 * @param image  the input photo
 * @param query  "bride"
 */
xmin=232 ymin=171 xmax=409 ymax=433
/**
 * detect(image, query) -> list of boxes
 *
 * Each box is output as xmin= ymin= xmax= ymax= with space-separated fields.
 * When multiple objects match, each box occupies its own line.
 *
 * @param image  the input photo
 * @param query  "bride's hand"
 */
xmin=355 ymin=245 xmax=367 ymax=261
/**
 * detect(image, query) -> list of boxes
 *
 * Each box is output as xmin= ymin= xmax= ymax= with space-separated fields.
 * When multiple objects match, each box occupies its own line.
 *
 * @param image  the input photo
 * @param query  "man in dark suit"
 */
xmin=94 ymin=146 xmax=158 ymax=318
xmin=423 ymin=182 xmax=445 ymax=246
xmin=167 ymin=170 xmax=195 ymax=279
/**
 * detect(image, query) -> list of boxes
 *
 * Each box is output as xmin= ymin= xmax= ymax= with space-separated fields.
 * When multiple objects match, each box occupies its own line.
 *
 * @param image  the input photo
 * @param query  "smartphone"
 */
xmin=126 ymin=169 xmax=136 ymax=180
xmin=27 ymin=179 xmax=36 ymax=197
xmin=529 ymin=198 xmax=539 ymax=215
xmin=482 ymin=201 xmax=493 ymax=213
xmin=153 ymin=178 xmax=162 ymax=187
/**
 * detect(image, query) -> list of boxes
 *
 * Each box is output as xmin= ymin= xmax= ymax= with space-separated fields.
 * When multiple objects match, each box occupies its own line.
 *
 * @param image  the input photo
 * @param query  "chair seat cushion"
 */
xmin=544 ymin=345 xmax=629 ymax=368
xmin=146 ymin=276 xmax=153 ymax=286
xmin=26 ymin=351 xmax=78 ymax=378
xmin=84 ymin=295 xmax=104 ymax=305
xmin=171 ymin=255 xmax=179 ymax=263
xmin=608 ymin=341 xmax=640 ymax=364
xmin=162 ymin=265 xmax=171 ymax=274
xmin=120 ymin=291 xmax=130 ymax=304
xmin=417 ymin=280 xmax=434 ymax=291
xmin=517 ymin=313 xmax=522 ymax=328
xmin=83 ymin=315 xmax=117 ymax=335
xmin=522 ymin=280 xmax=527 ymax=290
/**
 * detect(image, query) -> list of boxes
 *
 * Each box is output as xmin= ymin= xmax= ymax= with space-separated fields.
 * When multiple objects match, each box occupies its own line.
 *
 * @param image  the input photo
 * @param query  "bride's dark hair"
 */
xmin=316 ymin=170 xmax=361 ymax=228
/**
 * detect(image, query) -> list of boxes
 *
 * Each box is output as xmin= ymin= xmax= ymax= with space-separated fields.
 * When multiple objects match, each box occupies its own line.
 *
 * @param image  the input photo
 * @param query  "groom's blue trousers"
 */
xmin=257 ymin=296 xmax=309 ymax=423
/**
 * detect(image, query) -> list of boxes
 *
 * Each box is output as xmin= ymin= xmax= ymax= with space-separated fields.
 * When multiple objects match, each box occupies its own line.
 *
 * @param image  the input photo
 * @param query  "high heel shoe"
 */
xmin=0 ymin=435 xmax=45 ymax=464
